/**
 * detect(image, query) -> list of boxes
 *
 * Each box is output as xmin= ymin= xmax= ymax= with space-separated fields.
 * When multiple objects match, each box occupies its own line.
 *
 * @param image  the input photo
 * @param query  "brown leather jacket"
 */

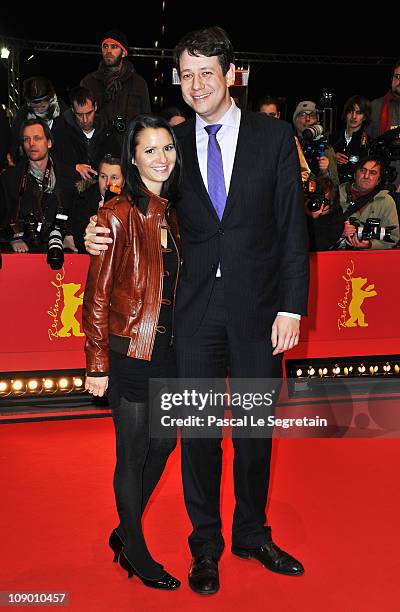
xmin=83 ymin=187 xmax=180 ymax=374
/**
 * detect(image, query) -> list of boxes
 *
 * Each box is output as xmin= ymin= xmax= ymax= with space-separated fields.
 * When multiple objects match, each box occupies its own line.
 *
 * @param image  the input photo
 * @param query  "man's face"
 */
xmin=22 ymin=124 xmax=51 ymax=162
xmin=346 ymin=104 xmax=365 ymax=131
xmin=355 ymin=160 xmax=381 ymax=192
xmin=179 ymin=51 xmax=235 ymax=123
xmin=72 ymin=99 xmax=97 ymax=132
xmin=391 ymin=67 xmax=400 ymax=96
xmin=98 ymin=163 xmax=124 ymax=197
xmin=259 ymin=103 xmax=280 ymax=119
xmin=102 ymin=42 xmax=125 ymax=67
xmin=295 ymin=110 xmax=317 ymax=135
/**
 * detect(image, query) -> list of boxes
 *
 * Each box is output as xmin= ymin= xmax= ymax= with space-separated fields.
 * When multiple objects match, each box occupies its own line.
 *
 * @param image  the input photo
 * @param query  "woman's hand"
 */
xmin=85 ymin=375 xmax=109 ymax=397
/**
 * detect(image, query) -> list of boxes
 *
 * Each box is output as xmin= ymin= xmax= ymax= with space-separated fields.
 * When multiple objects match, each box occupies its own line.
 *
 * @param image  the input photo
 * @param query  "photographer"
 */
xmin=333 ymin=95 xmax=371 ymax=184
xmin=294 ymin=100 xmax=339 ymax=185
xmin=339 ymin=157 xmax=399 ymax=249
xmin=80 ymin=29 xmax=151 ymax=144
xmin=1 ymin=119 xmax=77 ymax=253
xmin=304 ymin=177 xmax=345 ymax=251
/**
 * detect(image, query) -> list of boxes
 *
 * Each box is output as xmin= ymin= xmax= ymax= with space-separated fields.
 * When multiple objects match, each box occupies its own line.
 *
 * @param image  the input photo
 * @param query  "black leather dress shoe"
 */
xmin=232 ymin=530 xmax=304 ymax=576
xmin=188 ymin=555 xmax=219 ymax=595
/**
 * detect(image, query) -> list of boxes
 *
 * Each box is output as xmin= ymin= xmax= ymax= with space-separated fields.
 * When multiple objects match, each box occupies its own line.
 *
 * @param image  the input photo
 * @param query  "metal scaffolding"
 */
xmin=0 ymin=34 xmax=396 ymax=116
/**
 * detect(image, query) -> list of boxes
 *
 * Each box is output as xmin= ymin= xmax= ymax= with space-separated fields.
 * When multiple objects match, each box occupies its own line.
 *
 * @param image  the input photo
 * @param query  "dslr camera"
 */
xmin=304 ymin=178 xmax=329 ymax=212
xmin=301 ymin=124 xmax=329 ymax=177
xmin=348 ymin=216 xmax=396 ymax=244
xmin=47 ymin=212 xmax=69 ymax=270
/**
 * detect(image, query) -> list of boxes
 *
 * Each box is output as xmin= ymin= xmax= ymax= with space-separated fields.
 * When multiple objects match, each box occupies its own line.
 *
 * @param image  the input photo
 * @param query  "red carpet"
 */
xmin=1 ymin=418 xmax=400 ymax=611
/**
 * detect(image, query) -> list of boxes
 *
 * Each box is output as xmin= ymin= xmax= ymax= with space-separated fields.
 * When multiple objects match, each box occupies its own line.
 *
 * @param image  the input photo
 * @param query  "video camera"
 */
xmin=348 ymin=216 xmax=396 ymax=244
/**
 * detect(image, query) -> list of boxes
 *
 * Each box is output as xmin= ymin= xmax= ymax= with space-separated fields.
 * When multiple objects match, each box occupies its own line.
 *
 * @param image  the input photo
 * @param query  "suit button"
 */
xmin=218 ymin=229 xmax=224 ymax=235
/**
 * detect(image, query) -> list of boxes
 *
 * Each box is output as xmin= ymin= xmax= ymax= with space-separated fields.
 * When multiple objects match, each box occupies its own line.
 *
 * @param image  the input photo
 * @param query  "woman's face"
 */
xmin=98 ymin=163 xmax=124 ymax=197
xmin=133 ymin=127 xmax=176 ymax=195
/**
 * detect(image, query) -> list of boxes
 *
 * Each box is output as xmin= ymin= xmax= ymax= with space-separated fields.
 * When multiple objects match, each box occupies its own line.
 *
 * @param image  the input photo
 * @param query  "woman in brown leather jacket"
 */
xmin=83 ymin=115 xmax=182 ymax=590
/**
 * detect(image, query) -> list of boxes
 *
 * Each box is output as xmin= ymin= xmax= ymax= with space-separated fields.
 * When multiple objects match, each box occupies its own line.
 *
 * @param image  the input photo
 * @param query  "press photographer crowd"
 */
xmin=1 ymin=31 xmax=400 ymax=269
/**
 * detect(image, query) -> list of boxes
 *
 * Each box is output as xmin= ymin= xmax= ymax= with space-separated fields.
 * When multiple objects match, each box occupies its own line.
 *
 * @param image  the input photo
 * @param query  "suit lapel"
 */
xmin=222 ymin=111 xmax=254 ymax=223
xmin=181 ymin=120 xmax=220 ymax=222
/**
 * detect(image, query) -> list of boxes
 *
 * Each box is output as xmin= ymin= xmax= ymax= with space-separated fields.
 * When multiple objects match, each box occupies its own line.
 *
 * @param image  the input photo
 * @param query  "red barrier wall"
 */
xmin=0 ymin=251 xmax=399 ymax=374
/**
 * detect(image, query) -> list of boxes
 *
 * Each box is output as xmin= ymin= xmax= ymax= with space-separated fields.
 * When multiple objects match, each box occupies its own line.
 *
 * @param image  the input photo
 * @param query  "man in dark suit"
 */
xmin=84 ymin=26 xmax=309 ymax=596
xmin=172 ymin=26 xmax=308 ymax=595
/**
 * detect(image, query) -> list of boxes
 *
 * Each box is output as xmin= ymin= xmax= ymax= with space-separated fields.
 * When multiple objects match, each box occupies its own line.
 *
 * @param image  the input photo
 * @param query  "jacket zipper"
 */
xmin=167 ymin=226 xmax=180 ymax=346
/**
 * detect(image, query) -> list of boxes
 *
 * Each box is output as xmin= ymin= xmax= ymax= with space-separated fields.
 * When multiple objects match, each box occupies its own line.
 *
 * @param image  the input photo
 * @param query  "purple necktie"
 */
xmin=205 ymin=124 xmax=227 ymax=219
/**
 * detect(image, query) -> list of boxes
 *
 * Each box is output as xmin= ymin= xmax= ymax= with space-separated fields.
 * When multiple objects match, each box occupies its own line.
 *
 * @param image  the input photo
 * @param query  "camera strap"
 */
xmin=342 ymin=183 xmax=382 ymax=221
xmin=16 ymin=158 xmax=53 ymax=224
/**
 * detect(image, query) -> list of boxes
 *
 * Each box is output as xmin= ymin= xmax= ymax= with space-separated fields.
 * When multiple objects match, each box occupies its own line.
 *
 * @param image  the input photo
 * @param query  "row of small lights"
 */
xmin=0 ymin=376 xmax=85 ymax=397
xmin=295 ymin=363 xmax=400 ymax=378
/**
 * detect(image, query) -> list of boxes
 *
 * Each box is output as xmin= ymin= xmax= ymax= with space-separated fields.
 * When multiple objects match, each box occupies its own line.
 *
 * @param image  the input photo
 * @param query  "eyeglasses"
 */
xmin=298 ymin=111 xmax=316 ymax=118
xmin=392 ymin=73 xmax=400 ymax=81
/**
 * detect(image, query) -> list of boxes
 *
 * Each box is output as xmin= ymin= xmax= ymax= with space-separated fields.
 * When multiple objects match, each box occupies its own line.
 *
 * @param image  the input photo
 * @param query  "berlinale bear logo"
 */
xmin=48 ymin=269 xmax=85 ymax=340
xmin=337 ymin=260 xmax=377 ymax=330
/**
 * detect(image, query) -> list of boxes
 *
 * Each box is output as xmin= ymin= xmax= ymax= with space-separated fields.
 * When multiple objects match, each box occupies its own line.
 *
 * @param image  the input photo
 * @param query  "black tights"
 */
xmin=108 ymin=380 xmax=176 ymax=579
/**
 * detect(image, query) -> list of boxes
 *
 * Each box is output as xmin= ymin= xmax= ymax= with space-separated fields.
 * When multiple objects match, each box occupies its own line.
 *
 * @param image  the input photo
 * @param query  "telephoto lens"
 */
xmin=47 ymin=213 xmax=68 ymax=270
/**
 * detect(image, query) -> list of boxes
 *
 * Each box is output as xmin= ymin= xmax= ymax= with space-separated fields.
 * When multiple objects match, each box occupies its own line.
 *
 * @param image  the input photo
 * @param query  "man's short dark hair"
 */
xmin=173 ymin=26 xmax=234 ymax=76
xmin=354 ymin=156 xmax=384 ymax=175
xmin=342 ymin=95 xmax=371 ymax=125
xmin=98 ymin=154 xmax=121 ymax=170
xmin=20 ymin=118 xmax=54 ymax=145
xmin=254 ymin=95 xmax=281 ymax=113
xmin=69 ymin=86 xmax=96 ymax=108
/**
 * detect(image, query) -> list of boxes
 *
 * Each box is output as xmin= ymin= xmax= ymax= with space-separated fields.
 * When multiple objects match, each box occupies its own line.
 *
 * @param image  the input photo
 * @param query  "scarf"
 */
xmin=29 ymin=159 xmax=56 ymax=193
xmin=96 ymin=60 xmax=135 ymax=102
xmin=27 ymin=94 xmax=61 ymax=124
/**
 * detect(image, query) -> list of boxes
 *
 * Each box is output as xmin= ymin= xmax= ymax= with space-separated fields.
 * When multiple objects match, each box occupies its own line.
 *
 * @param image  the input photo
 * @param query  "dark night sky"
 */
xmin=0 ymin=6 xmax=397 ymax=124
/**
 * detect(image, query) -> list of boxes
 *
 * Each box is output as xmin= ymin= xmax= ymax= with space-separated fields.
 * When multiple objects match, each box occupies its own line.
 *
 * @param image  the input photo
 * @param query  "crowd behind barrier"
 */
xmin=0 ymin=38 xmax=399 ymax=259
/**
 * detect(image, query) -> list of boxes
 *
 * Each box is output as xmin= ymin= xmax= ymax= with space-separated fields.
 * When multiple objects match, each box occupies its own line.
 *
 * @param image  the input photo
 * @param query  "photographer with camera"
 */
xmin=339 ymin=156 xmax=399 ymax=249
xmin=80 ymin=29 xmax=151 ymax=145
xmin=53 ymin=86 xmax=120 ymax=183
xmin=333 ymin=95 xmax=371 ymax=184
xmin=304 ymin=176 xmax=345 ymax=251
xmin=294 ymin=100 xmax=339 ymax=185
xmin=0 ymin=119 xmax=77 ymax=256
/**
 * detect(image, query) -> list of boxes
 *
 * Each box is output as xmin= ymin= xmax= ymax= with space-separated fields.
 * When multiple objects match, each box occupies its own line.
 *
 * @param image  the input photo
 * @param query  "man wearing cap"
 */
xmin=80 ymin=29 xmax=151 ymax=142
xmin=293 ymin=100 xmax=339 ymax=185
xmin=10 ymin=76 xmax=68 ymax=162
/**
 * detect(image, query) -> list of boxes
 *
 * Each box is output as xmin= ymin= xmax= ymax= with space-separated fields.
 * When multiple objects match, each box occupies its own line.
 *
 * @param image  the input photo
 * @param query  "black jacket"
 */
xmin=52 ymin=109 xmax=121 ymax=173
xmin=332 ymin=126 xmax=369 ymax=184
xmin=80 ymin=60 xmax=151 ymax=134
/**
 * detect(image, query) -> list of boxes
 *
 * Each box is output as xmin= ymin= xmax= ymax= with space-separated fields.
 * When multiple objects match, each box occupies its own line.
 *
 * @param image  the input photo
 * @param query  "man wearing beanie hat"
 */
xmin=293 ymin=100 xmax=339 ymax=185
xmin=81 ymin=29 xmax=151 ymax=143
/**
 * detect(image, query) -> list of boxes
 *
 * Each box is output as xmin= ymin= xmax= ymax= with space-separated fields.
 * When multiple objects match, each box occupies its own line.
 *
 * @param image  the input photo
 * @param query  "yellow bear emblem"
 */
xmin=345 ymin=277 xmax=377 ymax=328
xmin=58 ymin=283 xmax=85 ymax=337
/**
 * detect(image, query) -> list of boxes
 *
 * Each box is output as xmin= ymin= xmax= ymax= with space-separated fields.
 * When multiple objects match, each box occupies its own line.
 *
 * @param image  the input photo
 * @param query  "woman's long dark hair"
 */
xmin=121 ymin=114 xmax=182 ymax=200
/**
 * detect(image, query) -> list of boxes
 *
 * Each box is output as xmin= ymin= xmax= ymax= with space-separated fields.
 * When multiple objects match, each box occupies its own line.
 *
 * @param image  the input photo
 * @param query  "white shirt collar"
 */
xmin=195 ymin=98 xmax=241 ymax=132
